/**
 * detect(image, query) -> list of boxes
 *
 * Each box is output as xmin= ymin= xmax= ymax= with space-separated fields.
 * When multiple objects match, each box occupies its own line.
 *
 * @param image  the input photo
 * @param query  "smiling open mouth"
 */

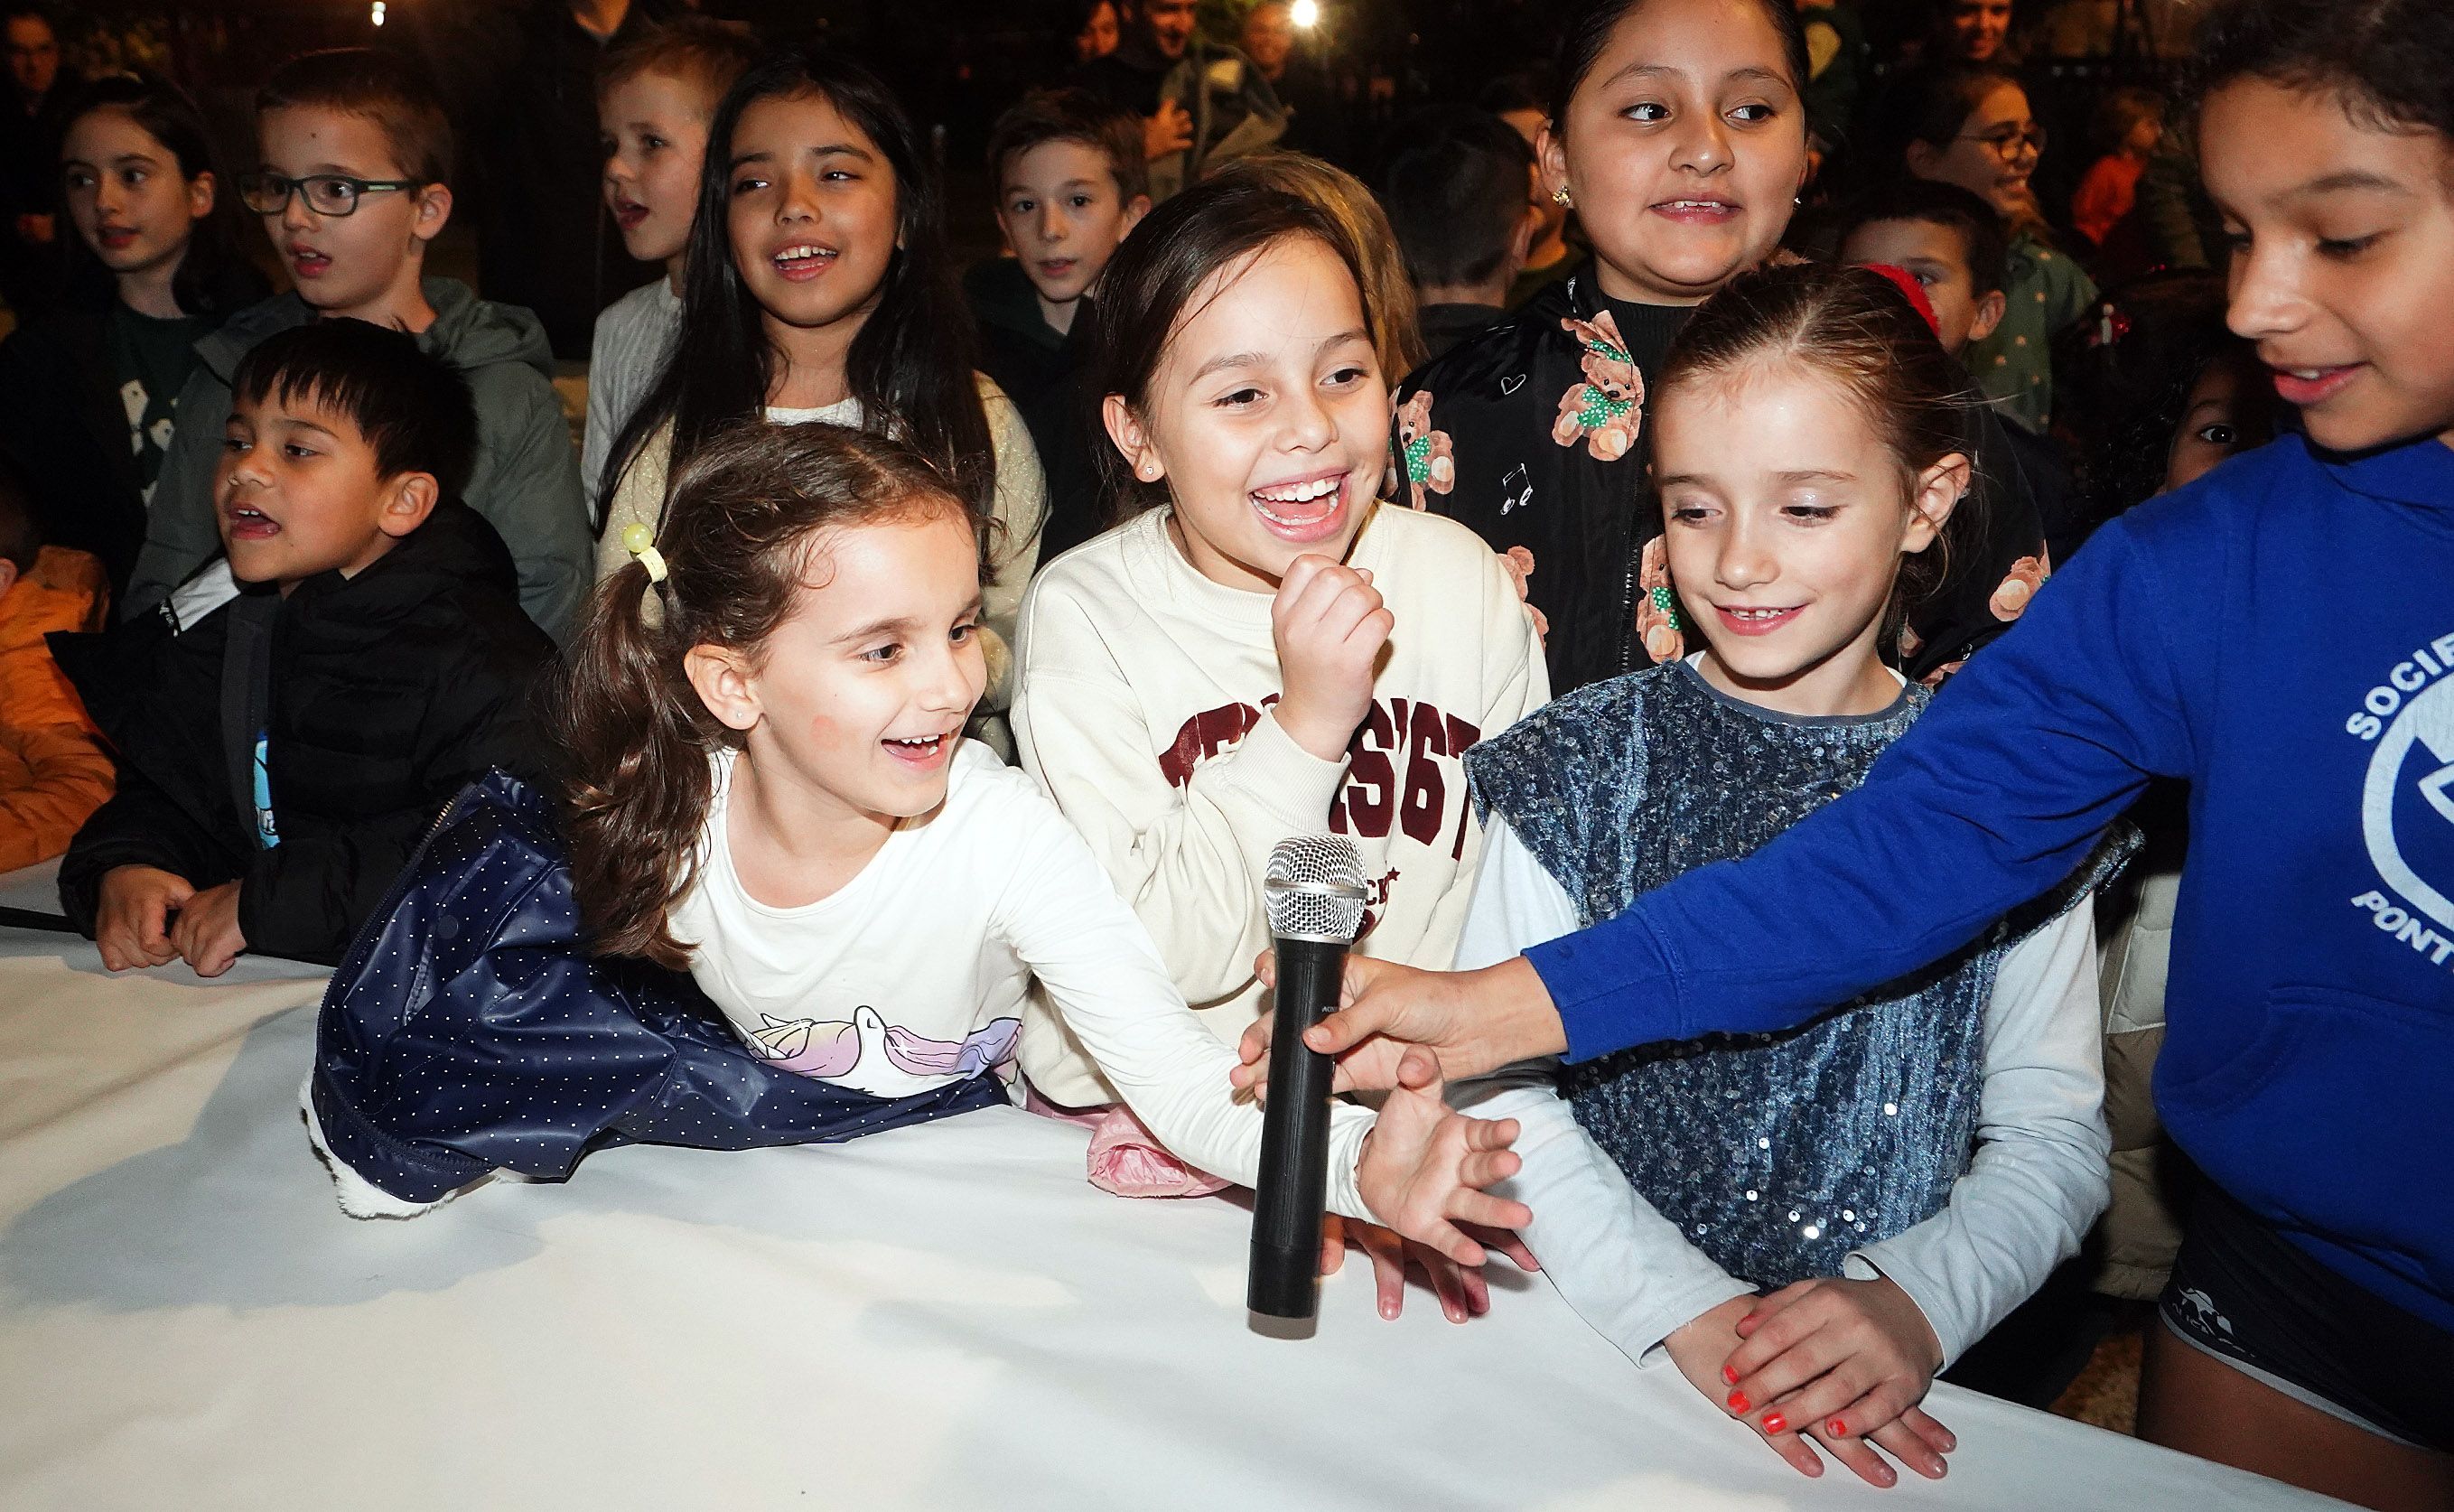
xmin=1714 ymin=604 xmax=1802 ymax=636
xmin=882 ymin=731 xmax=956 ymax=766
xmin=1250 ymin=473 xmax=1348 ymax=537
xmin=1654 ymin=199 xmax=1739 ymax=219
xmin=2270 ymin=363 xmax=2363 ymax=406
xmin=225 ymin=503 xmax=279 ymax=538
xmin=773 ymin=243 xmax=838 ymax=278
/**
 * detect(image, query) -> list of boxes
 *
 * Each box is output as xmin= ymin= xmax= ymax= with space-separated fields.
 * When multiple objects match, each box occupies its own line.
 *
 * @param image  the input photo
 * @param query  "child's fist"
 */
xmin=93 ymin=865 xmax=192 ymax=972
xmin=1271 ymin=555 xmax=1391 ymax=761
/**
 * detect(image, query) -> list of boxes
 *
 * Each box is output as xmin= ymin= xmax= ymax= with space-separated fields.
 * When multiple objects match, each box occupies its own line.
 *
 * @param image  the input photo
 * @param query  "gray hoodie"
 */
xmin=123 ymin=277 xmax=592 ymax=644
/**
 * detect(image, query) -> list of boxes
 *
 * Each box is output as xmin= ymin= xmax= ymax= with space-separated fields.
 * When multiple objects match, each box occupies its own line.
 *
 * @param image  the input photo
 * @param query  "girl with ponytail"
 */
xmin=311 ymin=419 xmax=1529 ymax=1271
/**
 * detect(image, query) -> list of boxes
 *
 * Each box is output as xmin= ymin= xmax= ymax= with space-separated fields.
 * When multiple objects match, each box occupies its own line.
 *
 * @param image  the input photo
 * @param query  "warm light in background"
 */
xmin=369 ymin=0 xmax=386 ymax=23
xmin=1290 ymin=0 xmax=1320 ymax=27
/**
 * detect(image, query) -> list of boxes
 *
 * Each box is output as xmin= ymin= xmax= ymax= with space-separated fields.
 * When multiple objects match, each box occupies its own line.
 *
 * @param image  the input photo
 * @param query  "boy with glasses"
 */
xmin=122 ymin=49 xmax=589 ymax=645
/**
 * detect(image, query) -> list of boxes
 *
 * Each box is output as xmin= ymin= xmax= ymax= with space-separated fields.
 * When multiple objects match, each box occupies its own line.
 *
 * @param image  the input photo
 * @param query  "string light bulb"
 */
xmin=370 ymin=1 xmax=386 ymax=24
xmin=1290 ymin=0 xmax=1319 ymax=26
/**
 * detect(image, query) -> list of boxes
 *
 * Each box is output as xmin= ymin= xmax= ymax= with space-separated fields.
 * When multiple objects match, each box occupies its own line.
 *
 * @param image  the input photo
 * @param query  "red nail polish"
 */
xmin=1762 ymin=1413 xmax=1787 ymax=1436
xmin=1828 ymin=1418 xmax=1847 ymax=1437
xmin=1722 ymin=1365 xmax=1740 ymax=1385
xmin=1727 ymin=1392 xmax=1751 ymax=1414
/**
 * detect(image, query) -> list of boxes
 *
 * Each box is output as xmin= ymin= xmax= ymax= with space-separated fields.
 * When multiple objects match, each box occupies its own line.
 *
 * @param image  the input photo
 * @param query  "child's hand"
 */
xmin=168 ymin=880 xmax=248 ymax=978
xmin=1723 ymin=1275 xmax=1955 ymax=1485
xmin=1339 ymin=1214 xmax=1534 ymax=1323
xmin=1353 ymin=1045 xmax=1529 ymax=1269
xmin=94 ymin=864 xmax=192 ymax=971
xmin=1271 ymin=555 xmax=1392 ymax=762
xmin=1667 ymin=1296 xmax=1835 ymax=1479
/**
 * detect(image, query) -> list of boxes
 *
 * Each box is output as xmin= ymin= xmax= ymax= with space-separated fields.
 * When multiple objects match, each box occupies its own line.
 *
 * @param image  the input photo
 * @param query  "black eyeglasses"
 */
xmin=1957 ymin=122 xmax=2047 ymax=159
xmin=238 ymin=171 xmax=424 ymax=218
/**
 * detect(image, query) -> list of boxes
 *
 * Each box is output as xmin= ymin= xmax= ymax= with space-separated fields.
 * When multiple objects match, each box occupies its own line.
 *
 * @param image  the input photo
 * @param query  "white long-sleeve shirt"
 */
xmin=668 ymin=741 xmax=1383 ymax=1221
xmin=1452 ymin=810 xmax=2111 ymax=1369
xmin=1012 ymin=502 xmax=1549 ymax=1107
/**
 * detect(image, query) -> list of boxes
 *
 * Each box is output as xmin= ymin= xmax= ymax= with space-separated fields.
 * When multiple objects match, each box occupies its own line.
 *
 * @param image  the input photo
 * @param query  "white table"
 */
xmin=0 ymin=913 xmax=2345 ymax=1511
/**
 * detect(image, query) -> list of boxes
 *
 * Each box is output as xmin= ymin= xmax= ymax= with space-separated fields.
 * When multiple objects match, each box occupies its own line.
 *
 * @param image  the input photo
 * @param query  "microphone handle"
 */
xmin=1249 ymin=934 xmax=1345 ymax=1319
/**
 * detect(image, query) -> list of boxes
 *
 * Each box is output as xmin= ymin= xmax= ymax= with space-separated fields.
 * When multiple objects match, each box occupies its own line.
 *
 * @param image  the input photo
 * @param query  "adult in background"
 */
xmin=1070 ymin=0 xmax=1121 ymax=65
xmin=1074 ymin=0 xmax=1283 ymax=201
xmin=0 ymin=2 xmax=70 ymax=316
xmin=406 ymin=0 xmax=681 ymax=360
xmin=1242 ymin=0 xmax=1348 ymax=167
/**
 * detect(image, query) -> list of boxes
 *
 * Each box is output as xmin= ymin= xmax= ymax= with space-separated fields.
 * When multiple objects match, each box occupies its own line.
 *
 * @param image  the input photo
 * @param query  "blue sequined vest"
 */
xmin=1468 ymin=662 xmax=1992 ymax=1287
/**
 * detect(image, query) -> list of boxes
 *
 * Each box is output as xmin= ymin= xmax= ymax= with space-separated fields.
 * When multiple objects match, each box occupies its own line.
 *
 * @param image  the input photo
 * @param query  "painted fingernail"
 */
xmin=1827 ymin=1418 xmax=1847 ymax=1437
xmin=1722 ymin=1364 xmax=1740 ymax=1385
xmin=1726 ymin=1392 xmax=1751 ymax=1414
xmin=1762 ymin=1413 xmax=1787 ymax=1435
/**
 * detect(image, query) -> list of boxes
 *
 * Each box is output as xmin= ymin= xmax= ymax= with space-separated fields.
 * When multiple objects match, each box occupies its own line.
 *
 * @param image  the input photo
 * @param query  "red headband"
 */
xmin=1862 ymin=263 xmax=1942 ymax=340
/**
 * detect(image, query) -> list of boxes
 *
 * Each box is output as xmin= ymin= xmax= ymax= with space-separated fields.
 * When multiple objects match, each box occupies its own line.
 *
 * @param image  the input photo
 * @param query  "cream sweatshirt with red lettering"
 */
xmin=1012 ymin=501 xmax=1549 ymax=1107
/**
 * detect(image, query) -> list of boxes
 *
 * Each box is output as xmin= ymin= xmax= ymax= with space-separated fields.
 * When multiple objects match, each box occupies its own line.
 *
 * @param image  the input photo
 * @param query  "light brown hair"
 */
xmin=985 ymin=86 xmax=1150 ymax=205
xmin=597 ymin=15 xmax=763 ymax=112
xmin=258 ymin=48 xmax=453 ymax=185
xmin=557 ymin=422 xmax=971 ymax=968
xmin=1657 ymin=262 xmax=1986 ymax=616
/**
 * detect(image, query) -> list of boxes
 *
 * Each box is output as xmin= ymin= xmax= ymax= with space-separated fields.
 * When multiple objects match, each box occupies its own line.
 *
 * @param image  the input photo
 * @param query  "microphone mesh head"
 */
xmin=1264 ymin=835 xmax=1368 ymax=942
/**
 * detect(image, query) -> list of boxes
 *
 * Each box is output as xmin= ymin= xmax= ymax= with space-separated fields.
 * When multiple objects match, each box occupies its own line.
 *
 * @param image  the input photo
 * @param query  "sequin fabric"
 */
xmin=1467 ymin=662 xmax=1989 ymax=1286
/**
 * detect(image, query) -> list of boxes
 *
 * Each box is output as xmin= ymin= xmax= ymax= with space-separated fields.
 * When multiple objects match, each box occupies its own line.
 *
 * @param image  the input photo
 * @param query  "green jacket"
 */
xmin=123 ymin=277 xmax=591 ymax=644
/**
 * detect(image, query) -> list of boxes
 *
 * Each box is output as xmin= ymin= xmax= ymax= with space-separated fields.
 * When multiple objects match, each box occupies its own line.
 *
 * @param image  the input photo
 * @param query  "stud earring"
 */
xmin=1551 ymin=187 xmax=1573 ymax=208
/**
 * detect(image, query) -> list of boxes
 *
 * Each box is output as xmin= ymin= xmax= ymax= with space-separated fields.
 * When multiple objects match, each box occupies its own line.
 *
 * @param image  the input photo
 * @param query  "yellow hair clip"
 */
xmin=620 ymin=521 xmax=668 ymax=584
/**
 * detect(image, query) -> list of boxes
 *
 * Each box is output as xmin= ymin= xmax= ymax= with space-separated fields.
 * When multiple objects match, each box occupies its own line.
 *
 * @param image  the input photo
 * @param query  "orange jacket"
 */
xmin=0 ymin=546 xmax=114 ymax=871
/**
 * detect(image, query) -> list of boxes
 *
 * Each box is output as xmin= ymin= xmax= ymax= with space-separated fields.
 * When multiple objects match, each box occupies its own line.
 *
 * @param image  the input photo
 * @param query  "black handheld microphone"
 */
xmin=1248 ymin=835 xmax=1368 ymax=1321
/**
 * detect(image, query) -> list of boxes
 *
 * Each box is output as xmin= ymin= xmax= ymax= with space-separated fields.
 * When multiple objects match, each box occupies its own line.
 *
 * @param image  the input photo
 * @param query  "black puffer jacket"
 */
xmin=57 ymin=503 xmax=555 ymax=963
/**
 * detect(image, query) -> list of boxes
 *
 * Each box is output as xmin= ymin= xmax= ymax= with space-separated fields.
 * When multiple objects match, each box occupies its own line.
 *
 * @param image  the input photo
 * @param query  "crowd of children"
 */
xmin=0 ymin=0 xmax=2443 ymax=1505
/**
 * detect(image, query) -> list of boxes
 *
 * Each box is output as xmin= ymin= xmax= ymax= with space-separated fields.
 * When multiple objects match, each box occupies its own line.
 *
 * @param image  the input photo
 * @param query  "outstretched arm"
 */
xmin=1269 ymin=518 xmax=2197 ymax=1078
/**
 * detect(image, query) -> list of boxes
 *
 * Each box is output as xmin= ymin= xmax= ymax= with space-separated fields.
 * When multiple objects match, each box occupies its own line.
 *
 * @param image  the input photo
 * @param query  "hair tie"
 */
xmin=621 ymin=521 xmax=671 ymax=629
xmin=620 ymin=522 xmax=668 ymax=584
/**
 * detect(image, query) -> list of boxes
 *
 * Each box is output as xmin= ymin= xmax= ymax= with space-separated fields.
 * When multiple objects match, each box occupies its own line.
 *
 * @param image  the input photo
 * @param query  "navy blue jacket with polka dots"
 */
xmin=308 ymin=769 xmax=1009 ymax=1205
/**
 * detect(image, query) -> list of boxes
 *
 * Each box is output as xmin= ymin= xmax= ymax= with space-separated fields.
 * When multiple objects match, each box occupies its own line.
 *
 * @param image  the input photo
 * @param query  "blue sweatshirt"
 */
xmin=1528 ymin=433 xmax=2454 ymax=1330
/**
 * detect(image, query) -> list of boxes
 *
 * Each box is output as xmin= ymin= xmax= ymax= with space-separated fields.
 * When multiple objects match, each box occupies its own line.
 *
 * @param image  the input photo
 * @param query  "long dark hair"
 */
xmin=1088 ymin=178 xmax=1370 ymax=525
xmin=598 ymin=48 xmax=993 ymax=532
xmin=1657 ymin=263 xmax=1988 ymax=623
xmin=559 ymin=422 xmax=972 ymax=968
xmin=56 ymin=72 xmax=263 ymax=319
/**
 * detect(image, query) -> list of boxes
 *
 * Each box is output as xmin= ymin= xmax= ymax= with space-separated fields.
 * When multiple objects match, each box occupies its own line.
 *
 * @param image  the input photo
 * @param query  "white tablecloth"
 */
xmin=0 ymin=914 xmax=2345 ymax=1511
